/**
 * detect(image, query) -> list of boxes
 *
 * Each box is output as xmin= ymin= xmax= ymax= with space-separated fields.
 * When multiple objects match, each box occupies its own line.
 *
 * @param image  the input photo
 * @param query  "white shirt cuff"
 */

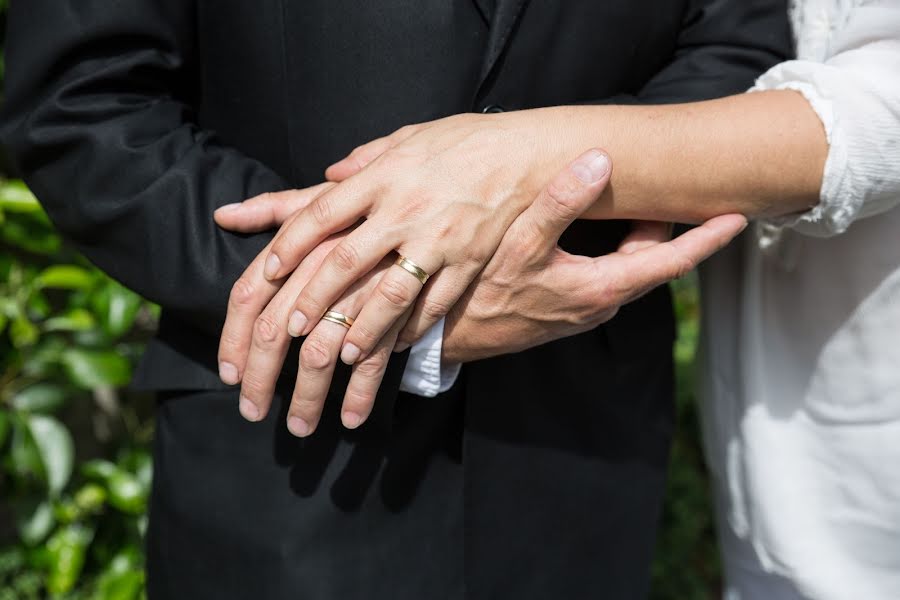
xmin=398 ymin=317 xmax=462 ymax=397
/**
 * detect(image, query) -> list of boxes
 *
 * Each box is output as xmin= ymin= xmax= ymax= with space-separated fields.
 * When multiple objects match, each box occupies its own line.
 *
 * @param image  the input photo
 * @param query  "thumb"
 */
xmin=507 ymin=149 xmax=612 ymax=255
xmin=214 ymin=182 xmax=335 ymax=232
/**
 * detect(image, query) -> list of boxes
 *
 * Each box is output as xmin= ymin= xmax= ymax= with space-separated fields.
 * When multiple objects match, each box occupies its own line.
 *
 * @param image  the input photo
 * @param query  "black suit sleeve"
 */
xmin=0 ymin=0 xmax=286 ymax=335
xmin=605 ymin=0 xmax=792 ymax=104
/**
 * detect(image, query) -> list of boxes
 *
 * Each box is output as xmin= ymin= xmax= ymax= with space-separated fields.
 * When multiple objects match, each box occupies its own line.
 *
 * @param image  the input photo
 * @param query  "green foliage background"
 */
xmin=0 ymin=6 xmax=721 ymax=596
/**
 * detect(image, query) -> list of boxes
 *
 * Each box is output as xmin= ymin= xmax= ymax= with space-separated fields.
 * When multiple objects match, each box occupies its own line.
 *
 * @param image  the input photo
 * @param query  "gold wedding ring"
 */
xmin=394 ymin=256 xmax=430 ymax=285
xmin=321 ymin=310 xmax=355 ymax=329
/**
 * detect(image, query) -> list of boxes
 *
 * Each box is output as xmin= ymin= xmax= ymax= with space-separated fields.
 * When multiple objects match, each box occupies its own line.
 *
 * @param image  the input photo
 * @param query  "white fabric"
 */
xmin=399 ymin=317 xmax=461 ymax=397
xmin=699 ymin=1 xmax=900 ymax=599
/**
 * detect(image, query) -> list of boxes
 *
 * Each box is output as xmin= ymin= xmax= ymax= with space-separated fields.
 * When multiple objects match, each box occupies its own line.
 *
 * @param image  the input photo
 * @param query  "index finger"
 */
xmin=605 ymin=214 xmax=747 ymax=298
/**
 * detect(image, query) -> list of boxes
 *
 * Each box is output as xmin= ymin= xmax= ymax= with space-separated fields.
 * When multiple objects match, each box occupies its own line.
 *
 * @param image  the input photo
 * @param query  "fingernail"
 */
xmin=394 ymin=342 xmax=410 ymax=353
xmin=215 ymin=203 xmax=241 ymax=214
xmin=342 ymin=411 xmax=362 ymax=429
xmin=287 ymin=416 xmax=311 ymax=437
xmin=264 ymin=253 xmax=282 ymax=279
xmin=288 ymin=311 xmax=308 ymax=337
xmin=341 ymin=343 xmax=361 ymax=365
xmin=219 ymin=361 xmax=239 ymax=385
xmin=571 ymin=150 xmax=610 ymax=184
xmin=239 ymin=396 xmax=260 ymax=421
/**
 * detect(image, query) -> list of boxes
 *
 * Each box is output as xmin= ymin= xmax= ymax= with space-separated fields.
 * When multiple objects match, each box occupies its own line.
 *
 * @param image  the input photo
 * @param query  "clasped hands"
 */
xmin=213 ymin=112 xmax=746 ymax=437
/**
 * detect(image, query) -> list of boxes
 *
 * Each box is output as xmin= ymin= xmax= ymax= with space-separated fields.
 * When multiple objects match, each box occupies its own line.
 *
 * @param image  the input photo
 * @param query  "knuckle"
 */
xmin=252 ymin=314 xmax=282 ymax=346
xmin=255 ymin=191 xmax=276 ymax=206
xmin=229 ymin=277 xmax=256 ymax=307
xmin=330 ymin=242 xmax=360 ymax=274
xmin=544 ymin=179 xmax=582 ymax=221
xmin=342 ymin=387 xmax=375 ymax=412
xmin=289 ymin=399 xmax=321 ymax=423
xmin=421 ymin=297 xmax=452 ymax=321
xmin=310 ymin=196 xmax=333 ymax=226
xmin=378 ymin=278 xmax=415 ymax=308
xmin=396 ymin=329 xmax=416 ymax=347
xmin=348 ymin=321 xmax=380 ymax=349
xmin=354 ymin=353 xmax=387 ymax=378
xmin=239 ymin=372 xmax=267 ymax=398
xmin=218 ymin=327 xmax=246 ymax=356
xmin=672 ymin=253 xmax=697 ymax=280
xmin=300 ymin=336 xmax=334 ymax=371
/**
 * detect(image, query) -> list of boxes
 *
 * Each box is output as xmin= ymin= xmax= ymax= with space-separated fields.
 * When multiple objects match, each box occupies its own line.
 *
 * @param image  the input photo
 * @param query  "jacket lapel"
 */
xmin=476 ymin=0 xmax=531 ymax=90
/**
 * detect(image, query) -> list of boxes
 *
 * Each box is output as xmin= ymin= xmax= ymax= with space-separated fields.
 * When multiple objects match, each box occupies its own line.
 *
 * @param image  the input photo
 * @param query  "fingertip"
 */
xmin=263 ymin=253 xmax=282 ymax=280
xmin=239 ymin=396 xmax=261 ymax=422
xmin=341 ymin=343 xmax=361 ymax=365
xmin=325 ymin=161 xmax=354 ymax=182
xmin=214 ymin=203 xmax=241 ymax=225
xmin=287 ymin=415 xmax=311 ymax=437
xmin=342 ymin=411 xmax=364 ymax=429
xmin=219 ymin=361 xmax=240 ymax=385
xmin=710 ymin=213 xmax=749 ymax=236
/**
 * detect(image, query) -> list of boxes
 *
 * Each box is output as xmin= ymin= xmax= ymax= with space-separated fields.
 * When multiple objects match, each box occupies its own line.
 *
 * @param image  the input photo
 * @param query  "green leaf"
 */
xmin=10 ymin=316 xmax=39 ymax=348
xmin=15 ymin=499 xmax=55 ymax=546
xmin=96 ymin=569 xmax=144 ymax=600
xmin=0 ymin=180 xmax=41 ymax=213
xmin=81 ymin=459 xmax=118 ymax=482
xmin=0 ymin=218 xmax=62 ymax=255
xmin=25 ymin=289 xmax=52 ymax=320
xmin=9 ymin=420 xmax=45 ymax=482
xmin=102 ymin=283 xmax=143 ymax=338
xmin=27 ymin=414 xmax=75 ymax=496
xmin=11 ymin=384 xmax=67 ymax=413
xmin=53 ymin=497 xmax=82 ymax=525
xmin=43 ymin=308 xmax=96 ymax=333
xmin=60 ymin=348 xmax=132 ymax=389
xmin=95 ymin=548 xmax=144 ymax=600
xmin=36 ymin=265 xmax=95 ymax=291
xmin=21 ymin=337 xmax=66 ymax=379
xmin=74 ymin=483 xmax=107 ymax=513
xmin=45 ymin=524 xmax=94 ymax=595
xmin=107 ymin=472 xmax=146 ymax=515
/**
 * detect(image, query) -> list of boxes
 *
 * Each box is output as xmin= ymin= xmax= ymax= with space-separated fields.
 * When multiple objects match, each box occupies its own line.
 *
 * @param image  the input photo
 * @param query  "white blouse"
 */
xmin=699 ymin=1 xmax=900 ymax=599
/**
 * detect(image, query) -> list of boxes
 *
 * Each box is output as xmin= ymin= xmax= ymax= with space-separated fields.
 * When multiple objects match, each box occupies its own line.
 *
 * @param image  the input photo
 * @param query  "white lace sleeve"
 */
xmin=751 ymin=1 xmax=900 ymax=241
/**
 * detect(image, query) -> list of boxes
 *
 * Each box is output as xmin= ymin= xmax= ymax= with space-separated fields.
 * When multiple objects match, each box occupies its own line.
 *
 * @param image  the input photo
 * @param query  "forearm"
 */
xmin=533 ymin=91 xmax=828 ymax=223
xmin=0 ymin=0 xmax=286 ymax=335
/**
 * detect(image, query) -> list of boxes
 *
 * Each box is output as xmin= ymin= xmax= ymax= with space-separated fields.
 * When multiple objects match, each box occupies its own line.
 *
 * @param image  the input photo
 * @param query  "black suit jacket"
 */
xmin=1 ymin=2 xmax=790 ymax=598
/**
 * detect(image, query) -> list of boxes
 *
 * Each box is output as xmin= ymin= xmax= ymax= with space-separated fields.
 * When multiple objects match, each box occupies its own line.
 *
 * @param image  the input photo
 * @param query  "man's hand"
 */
xmin=440 ymin=156 xmax=747 ymax=363
xmin=214 ymin=184 xmax=404 ymax=436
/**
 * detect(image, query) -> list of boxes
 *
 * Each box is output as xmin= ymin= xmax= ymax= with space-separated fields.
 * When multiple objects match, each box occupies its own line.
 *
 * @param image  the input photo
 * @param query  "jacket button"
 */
xmin=481 ymin=104 xmax=505 ymax=113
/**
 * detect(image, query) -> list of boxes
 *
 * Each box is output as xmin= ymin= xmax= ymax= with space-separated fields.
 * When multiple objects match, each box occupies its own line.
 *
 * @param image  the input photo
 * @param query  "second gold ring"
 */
xmin=321 ymin=310 xmax=355 ymax=329
xmin=395 ymin=255 xmax=430 ymax=285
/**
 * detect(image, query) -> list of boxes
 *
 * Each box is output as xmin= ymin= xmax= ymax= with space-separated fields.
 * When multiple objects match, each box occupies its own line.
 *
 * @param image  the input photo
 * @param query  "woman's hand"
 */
xmin=256 ymin=110 xmax=587 ymax=366
xmin=215 ymin=185 xmax=405 ymax=435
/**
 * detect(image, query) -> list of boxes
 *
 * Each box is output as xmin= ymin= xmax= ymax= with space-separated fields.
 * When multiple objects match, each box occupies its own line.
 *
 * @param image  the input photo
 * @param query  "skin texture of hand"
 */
xmin=216 ymin=150 xmax=746 ymax=438
xmin=214 ymin=184 xmax=406 ymax=436
xmin=254 ymin=111 xmax=578 ymax=368
xmin=439 ymin=159 xmax=748 ymax=364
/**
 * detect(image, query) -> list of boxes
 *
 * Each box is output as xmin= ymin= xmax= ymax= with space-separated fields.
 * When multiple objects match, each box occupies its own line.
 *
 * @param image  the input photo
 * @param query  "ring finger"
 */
xmin=339 ymin=248 xmax=441 ymax=364
xmin=286 ymin=260 xmax=391 ymax=436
